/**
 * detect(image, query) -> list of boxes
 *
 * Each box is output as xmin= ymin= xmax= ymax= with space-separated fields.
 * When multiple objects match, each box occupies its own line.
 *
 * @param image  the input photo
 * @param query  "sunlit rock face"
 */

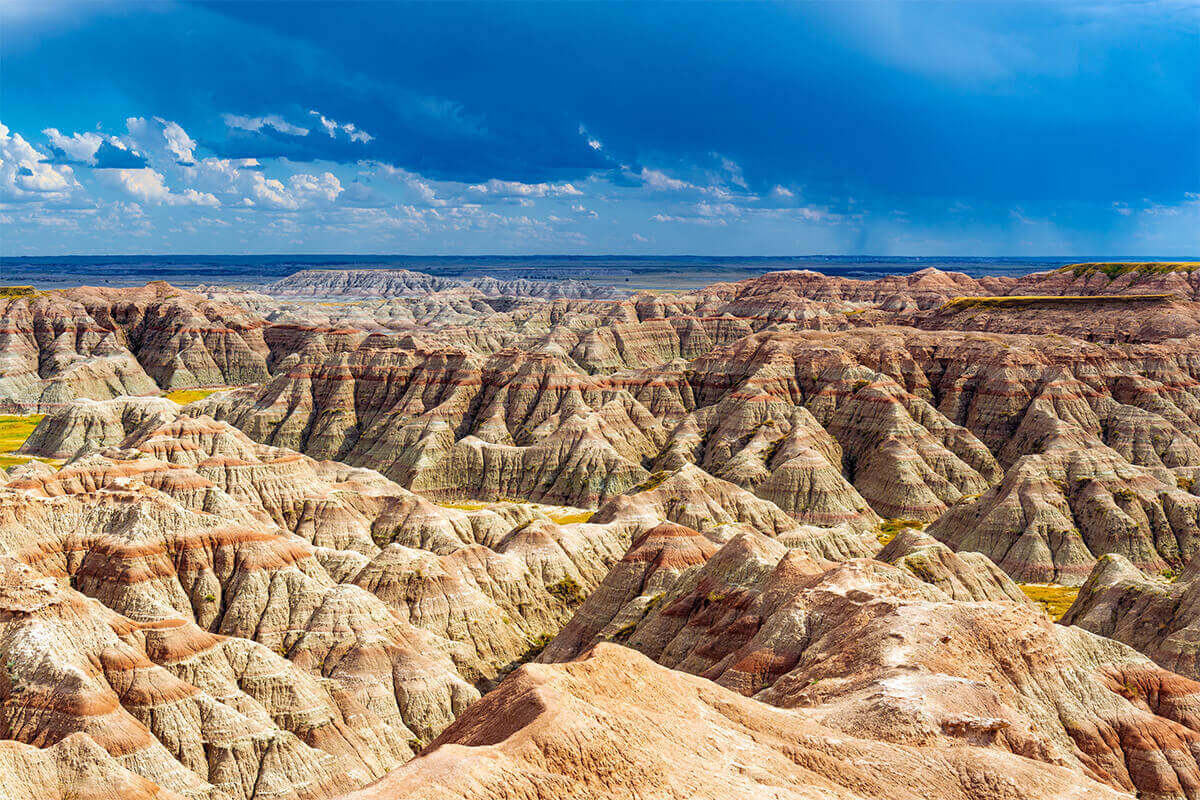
xmin=5 ymin=266 xmax=1200 ymax=798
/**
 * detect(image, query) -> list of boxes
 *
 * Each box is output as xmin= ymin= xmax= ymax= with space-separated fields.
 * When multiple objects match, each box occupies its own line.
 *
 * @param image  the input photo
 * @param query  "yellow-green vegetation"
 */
xmin=876 ymin=518 xmax=924 ymax=546
xmin=435 ymin=500 xmax=492 ymax=511
xmin=547 ymin=577 xmax=585 ymax=606
xmin=631 ymin=471 xmax=672 ymax=493
xmin=0 ymin=414 xmax=43 ymax=452
xmin=550 ymin=511 xmax=594 ymax=524
xmin=941 ymin=294 xmax=1175 ymax=312
xmin=1019 ymin=584 xmax=1079 ymax=621
xmin=0 ymin=414 xmax=58 ymax=471
xmin=164 ymin=388 xmax=219 ymax=404
xmin=1063 ymin=262 xmax=1200 ymax=280
xmin=0 ymin=286 xmax=41 ymax=299
xmin=518 ymin=632 xmax=555 ymax=663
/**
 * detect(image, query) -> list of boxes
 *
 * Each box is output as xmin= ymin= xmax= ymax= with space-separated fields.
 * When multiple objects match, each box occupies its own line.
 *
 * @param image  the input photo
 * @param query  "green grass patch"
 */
xmin=0 ymin=414 xmax=44 ymax=452
xmin=940 ymin=294 xmax=1175 ymax=312
xmin=1019 ymin=584 xmax=1079 ymax=621
xmin=0 ymin=414 xmax=57 ymax=471
xmin=435 ymin=500 xmax=492 ymax=511
xmin=550 ymin=511 xmax=594 ymax=524
xmin=876 ymin=518 xmax=924 ymax=546
xmin=547 ymin=577 xmax=585 ymax=606
xmin=0 ymin=286 xmax=41 ymax=299
xmin=631 ymin=471 xmax=672 ymax=493
xmin=1062 ymin=262 xmax=1200 ymax=280
xmin=164 ymin=388 xmax=219 ymax=404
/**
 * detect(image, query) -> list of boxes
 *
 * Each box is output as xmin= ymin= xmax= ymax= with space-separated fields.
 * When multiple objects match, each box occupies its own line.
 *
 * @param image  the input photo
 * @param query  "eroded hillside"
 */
xmin=4 ymin=263 xmax=1200 ymax=798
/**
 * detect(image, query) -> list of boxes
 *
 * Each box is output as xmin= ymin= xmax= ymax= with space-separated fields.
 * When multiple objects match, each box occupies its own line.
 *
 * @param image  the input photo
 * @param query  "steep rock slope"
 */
xmin=0 ymin=283 xmax=270 ymax=412
xmin=1062 ymin=553 xmax=1200 ymax=681
xmin=540 ymin=531 xmax=1200 ymax=799
xmin=345 ymin=644 xmax=1125 ymax=800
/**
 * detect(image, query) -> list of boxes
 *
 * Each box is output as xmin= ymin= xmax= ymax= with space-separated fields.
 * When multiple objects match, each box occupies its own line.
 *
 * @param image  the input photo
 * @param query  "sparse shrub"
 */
xmin=547 ymin=577 xmax=585 ymax=605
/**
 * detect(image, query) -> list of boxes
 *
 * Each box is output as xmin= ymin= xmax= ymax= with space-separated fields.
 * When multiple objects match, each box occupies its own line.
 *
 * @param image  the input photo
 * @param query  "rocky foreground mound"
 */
xmin=346 ymin=644 xmax=1125 ymax=800
xmin=540 ymin=528 xmax=1200 ymax=799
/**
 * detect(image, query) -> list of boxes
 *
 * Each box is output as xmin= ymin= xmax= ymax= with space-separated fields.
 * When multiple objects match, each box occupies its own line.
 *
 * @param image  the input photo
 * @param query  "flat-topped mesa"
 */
xmin=537 ymin=530 xmax=1200 ymax=799
xmin=1016 ymin=262 xmax=1200 ymax=298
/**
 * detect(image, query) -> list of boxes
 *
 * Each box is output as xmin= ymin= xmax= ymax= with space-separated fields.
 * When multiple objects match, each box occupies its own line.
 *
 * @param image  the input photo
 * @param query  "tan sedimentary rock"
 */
xmin=1063 ymin=552 xmax=1200 ymax=681
xmin=877 ymin=528 xmax=1032 ymax=603
xmin=928 ymin=444 xmax=1200 ymax=585
xmin=0 ymin=283 xmax=271 ymax=412
xmin=344 ymin=643 xmax=1126 ymax=800
xmin=21 ymin=395 xmax=181 ymax=459
xmin=541 ymin=531 xmax=1200 ymax=799
xmin=0 ymin=733 xmax=187 ymax=800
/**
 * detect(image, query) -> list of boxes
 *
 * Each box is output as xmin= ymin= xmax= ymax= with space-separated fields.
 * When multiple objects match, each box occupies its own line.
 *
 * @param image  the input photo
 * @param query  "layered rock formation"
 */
xmin=0 ymin=283 xmax=269 ymax=412
xmin=265 ymin=268 xmax=621 ymax=300
xmin=347 ymin=644 xmax=1126 ymax=800
xmin=541 ymin=529 xmax=1200 ymax=799
xmin=1063 ymin=553 xmax=1200 ymax=681
xmin=7 ymin=264 xmax=1200 ymax=799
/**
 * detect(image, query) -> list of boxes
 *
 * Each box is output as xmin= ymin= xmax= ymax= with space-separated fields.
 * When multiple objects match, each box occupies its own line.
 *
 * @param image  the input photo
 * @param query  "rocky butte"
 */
xmin=3 ymin=262 xmax=1200 ymax=798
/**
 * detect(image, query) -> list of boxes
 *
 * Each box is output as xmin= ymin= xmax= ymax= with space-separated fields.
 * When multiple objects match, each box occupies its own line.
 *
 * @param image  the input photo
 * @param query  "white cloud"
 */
xmin=639 ymin=167 xmax=694 ymax=192
xmin=632 ymin=233 xmax=651 ymax=242
xmin=468 ymin=178 xmax=582 ymax=197
xmin=770 ymin=185 xmax=795 ymax=199
xmin=308 ymin=110 xmax=374 ymax=143
xmin=42 ymin=128 xmax=104 ymax=163
xmin=246 ymin=171 xmax=342 ymax=210
xmin=157 ymin=119 xmax=196 ymax=163
xmin=718 ymin=156 xmax=748 ymax=189
xmin=107 ymin=168 xmax=171 ymax=203
xmin=289 ymin=171 xmax=343 ymax=203
xmin=578 ymin=123 xmax=603 ymax=151
xmin=363 ymin=161 xmax=446 ymax=206
xmin=222 ymin=113 xmax=309 ymax=136
xmin=1 ymin=123 xmax=79 ymax=202
xmin=106 ymin=167 xmax=219 ymax=206
xmin=176 ymin=188 xmax=220 ymax=207
xmin=649 ymin=212 xmax=727 ymax=226
xmin=250 ymin=174 xmax=299 ymax=210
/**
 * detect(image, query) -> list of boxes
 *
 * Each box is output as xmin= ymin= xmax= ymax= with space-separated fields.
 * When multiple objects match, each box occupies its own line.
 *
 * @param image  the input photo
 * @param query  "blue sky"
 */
xmin=1 ymin=0 xmax=1196 ymax=256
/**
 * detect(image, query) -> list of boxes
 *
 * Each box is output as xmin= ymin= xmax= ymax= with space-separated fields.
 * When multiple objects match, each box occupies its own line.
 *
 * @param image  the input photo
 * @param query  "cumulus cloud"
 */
xmin=105 ymin=167 xmax=219 ymax=206
xmin=247 ymin=171 xmax=342 ymax=210
xmin=364 ymin=161 xmax=446 ymax=206
xmin=468 ymin=178 xmax=582 ymax=198
xmin=108 ymin=167 xmax=171 ymax=203
xmin=157 ymin=119 xmax=196 ymax=164
xmin=289 ymin=171 xmax=343 ymax=203
xmin=176 ymin=188 xmax=220 ymax=207
xmin=308 ymin=110 xmax=374 ymax=143
xmin=42 ymin=128 xmax=104 ymax=163
xmin=250 ymin=174 xmax=299 ymax=209
xmin=1 ymin=123 xmax=79 ymax=202
xmin=222 ymin=113 xmax=309 ymax=136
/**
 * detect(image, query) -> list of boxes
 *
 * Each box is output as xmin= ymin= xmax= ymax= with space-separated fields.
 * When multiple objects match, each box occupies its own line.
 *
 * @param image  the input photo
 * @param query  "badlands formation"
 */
xmin=3 ymin=262 xmax=1200 ymax=798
